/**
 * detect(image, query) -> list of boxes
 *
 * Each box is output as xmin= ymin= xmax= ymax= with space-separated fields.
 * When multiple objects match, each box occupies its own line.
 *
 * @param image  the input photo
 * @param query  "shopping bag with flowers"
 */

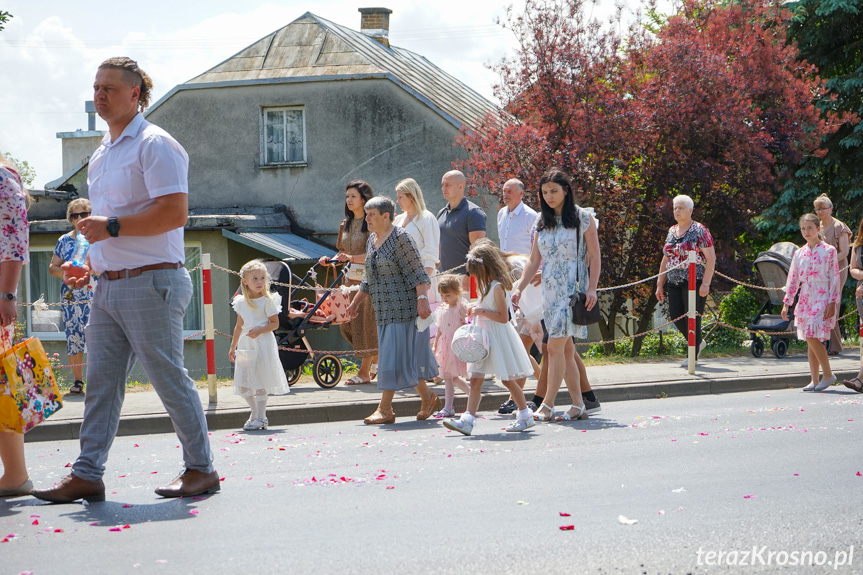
xmin=0 ymin=329 xmax=63 ymax=433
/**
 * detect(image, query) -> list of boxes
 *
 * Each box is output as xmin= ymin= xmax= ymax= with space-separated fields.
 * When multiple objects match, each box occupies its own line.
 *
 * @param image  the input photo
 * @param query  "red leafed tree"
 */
xmin=456 ymin=0 xmax=834 ymax=355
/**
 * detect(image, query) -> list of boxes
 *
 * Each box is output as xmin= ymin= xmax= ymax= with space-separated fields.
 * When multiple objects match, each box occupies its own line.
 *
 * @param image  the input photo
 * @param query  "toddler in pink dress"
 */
xmin=432 ymin=275 xmax=471 ymax=417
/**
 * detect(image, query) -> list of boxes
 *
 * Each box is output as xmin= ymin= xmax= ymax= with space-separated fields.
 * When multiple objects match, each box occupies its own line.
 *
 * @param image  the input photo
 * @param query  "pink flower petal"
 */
xmin=559 ymin=525 xmax=575 ymax=530
xmin=743 ymin=494 xmax=756 ymax=499
xmin=188 ymin=510 xmax=199 ymax=515
xmin=559 ymin=512 xmax=571 ymax=516
xmin=122 ymin=504 xmax=133 ymax=508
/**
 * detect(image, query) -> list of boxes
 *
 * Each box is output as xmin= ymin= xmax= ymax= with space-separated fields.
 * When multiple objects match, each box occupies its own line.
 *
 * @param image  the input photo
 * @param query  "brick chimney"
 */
xmin=359 ymin=7 xmax=392 ymax=47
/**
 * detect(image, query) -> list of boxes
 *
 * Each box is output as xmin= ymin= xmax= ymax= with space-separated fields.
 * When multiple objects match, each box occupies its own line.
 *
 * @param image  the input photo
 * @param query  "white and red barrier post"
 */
xmin=202 ymin=253 xmax=217 ymax=404
xmin=687 ymin=250 xmax=697 ymax=374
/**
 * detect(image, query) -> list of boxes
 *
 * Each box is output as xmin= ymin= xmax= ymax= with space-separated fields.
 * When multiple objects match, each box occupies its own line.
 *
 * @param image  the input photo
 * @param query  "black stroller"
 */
xmin=262 ymin=259 xmax=351 ymax=388
xmin=748 ymin=242 xmax=799 ymax=358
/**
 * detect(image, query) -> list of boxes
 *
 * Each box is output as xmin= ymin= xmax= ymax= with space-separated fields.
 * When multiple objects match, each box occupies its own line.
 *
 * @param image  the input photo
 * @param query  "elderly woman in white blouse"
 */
xmin=394 ymin=178 xmax=441 ymax=294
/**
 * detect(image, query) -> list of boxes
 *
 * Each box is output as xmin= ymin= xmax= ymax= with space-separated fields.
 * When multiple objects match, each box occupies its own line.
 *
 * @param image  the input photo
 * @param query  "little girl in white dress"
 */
xmin=442 ymin=243 xmax=535 ymax=436
xmin=229 ymin=260 xmax=290 ymax=430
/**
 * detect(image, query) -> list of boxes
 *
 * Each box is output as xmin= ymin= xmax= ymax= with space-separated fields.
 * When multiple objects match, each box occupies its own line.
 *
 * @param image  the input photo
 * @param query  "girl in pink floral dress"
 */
xmin=782 ymin=213 xmax=841 ymax=392
xmin=431 ymin=274 xmax=470 ymax=417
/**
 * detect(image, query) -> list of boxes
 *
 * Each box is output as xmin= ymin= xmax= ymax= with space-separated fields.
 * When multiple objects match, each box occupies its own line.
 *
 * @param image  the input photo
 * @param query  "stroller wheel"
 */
xmin=750 ymin=338 xmax=764 ymax=358
xmin=313 ymin=354 xmax=343 ymax=388
xmin=285 ymin=367 xmax=302 ymax=386
xmin=772 ymin=339 xmax=788 ymax=359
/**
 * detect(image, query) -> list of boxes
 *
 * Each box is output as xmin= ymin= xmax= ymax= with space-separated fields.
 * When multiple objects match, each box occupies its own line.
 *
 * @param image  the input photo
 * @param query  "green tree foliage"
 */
xmin=0 ymin=11 xmax=12 ymax=32
xmin=763 ymin=0 xmax=863 ymax=237
xmin=2 ymin=153 xmax=37 ymax=187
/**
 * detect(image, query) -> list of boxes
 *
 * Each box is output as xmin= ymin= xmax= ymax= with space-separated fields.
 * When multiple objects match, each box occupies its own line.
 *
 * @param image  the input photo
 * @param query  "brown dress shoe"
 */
xmin=416 ymin=394 xmax=442 ymax=421
xmin=31 ymin=473 xmax=105 ymax=504
xmin=154 ymin=469 xmax=220 ymax=498
xmin=363 ymin=408 xmax=396 ymax=424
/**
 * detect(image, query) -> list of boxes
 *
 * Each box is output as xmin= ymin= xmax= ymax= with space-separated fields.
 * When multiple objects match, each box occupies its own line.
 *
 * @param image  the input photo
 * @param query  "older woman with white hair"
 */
xmin=346 ymin=196 xmax=441 ymax=424
xmin=655 ymin=194 xmax=716 ymax=366
xmin=49 ymin=198 xmax=97 ymax=394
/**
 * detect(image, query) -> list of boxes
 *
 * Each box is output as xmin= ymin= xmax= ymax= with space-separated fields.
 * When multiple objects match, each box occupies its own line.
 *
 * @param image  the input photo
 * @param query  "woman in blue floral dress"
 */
xmin=512 ymin=168 xmax=600 ymax=422
xmin=49 ymin=199 xmax=96 ymax=394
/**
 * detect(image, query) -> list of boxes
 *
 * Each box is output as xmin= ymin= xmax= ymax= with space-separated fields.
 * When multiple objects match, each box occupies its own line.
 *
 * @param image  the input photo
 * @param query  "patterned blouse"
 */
xmin=360 ymin=226 xmax=429 ymax=324
xmin=663 ymin=221 xmax=714 ymax=285
xmin=0 ymin=166 xmax=30 ymax=263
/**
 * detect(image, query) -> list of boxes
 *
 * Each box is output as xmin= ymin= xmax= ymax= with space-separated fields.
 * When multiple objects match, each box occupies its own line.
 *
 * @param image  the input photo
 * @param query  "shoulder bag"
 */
xmin=570 ymin=208 xmax=601 ymax=326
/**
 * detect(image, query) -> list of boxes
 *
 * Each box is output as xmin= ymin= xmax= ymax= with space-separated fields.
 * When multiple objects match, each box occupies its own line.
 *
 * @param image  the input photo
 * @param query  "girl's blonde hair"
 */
xmin=813 ymin=193 xmax=833 ymax=209
xmin=239 ymin=260 xmax=273 ymax=309
xmin=395 ymin=178 xmax=427 ymax=214
xmin=437 ymin=274 xmax=463 ymax=296
xmin=799 ymin=213 xmax=825 ymax=241
xmin=465 ymin=240 xmax=513 ymax=297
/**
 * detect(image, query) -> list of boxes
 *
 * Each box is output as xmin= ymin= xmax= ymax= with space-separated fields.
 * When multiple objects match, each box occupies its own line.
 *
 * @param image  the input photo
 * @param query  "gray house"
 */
xmin=27 ymin=8 xmax=501 ymax=380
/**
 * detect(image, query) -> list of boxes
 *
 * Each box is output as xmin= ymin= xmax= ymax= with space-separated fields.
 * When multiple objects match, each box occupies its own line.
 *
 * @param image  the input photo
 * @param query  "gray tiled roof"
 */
xmin=183 ymin=12 xmax=500 ymax=129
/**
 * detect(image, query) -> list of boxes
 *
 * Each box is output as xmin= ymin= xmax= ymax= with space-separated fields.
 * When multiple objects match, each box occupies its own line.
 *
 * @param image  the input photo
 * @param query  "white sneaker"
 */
xmin=443 ymin=417 xmax=473 ymax=436
xmin=243 ymin=417 xmax=268 ymax=431
xmin=506 ymin=418 xmax=536 ymax=432
xmin=814 ymin=375 xmax=837 ymax=392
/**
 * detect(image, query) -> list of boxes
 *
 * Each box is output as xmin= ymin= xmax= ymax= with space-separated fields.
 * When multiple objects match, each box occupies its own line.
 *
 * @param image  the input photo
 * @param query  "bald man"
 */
xmin=437 ymin=170 xmax=486 ymax=278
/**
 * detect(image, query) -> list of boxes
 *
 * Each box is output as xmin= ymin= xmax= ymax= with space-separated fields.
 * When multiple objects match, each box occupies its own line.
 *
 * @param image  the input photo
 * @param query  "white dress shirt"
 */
xmin=497 ymin=201 xmax=538 ymax=255
xmin=87 ymin=113 xmax=189 ymax=273
xmin=394 ymin=209 xmax=441 ymax=270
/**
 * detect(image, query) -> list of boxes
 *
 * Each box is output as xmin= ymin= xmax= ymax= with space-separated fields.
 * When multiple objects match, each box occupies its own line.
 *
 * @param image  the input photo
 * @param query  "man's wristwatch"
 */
xmin=0 ymin=292 xmax=16 ymax=301
xmin=107 ymin=217 xmax=120 ymax=237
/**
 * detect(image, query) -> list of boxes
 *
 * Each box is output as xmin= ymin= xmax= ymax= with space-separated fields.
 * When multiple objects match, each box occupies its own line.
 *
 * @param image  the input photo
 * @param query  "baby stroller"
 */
xmin=262 ymin=259 xmax=350 ymax=388
xmin=748 ymin=242 xmax=799 ymax=358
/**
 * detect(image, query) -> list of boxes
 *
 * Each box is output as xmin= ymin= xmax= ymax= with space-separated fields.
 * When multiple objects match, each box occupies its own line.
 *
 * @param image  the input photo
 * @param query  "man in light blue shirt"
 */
xmin=496 ymin=179 xmax=537 ymax=255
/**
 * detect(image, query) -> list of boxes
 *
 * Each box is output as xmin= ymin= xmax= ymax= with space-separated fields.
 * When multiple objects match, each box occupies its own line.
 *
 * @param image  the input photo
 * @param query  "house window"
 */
xmin=263 ymin=106 xmax=306 ymax=165
xmin=24 ymin=248 xmax=65 ymax=341
xmin=22 ymin=244 xmax=204 ymax=340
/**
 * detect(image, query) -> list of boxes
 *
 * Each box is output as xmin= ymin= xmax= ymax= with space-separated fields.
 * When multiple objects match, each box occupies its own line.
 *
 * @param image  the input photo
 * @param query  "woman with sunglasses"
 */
xmin=48 ymin=199 xmax=96 ymax=394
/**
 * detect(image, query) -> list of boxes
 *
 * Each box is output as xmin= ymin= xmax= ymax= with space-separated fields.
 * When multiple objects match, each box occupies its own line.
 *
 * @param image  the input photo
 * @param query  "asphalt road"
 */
xmin=2 ymin=388 xmax=861 ymax=575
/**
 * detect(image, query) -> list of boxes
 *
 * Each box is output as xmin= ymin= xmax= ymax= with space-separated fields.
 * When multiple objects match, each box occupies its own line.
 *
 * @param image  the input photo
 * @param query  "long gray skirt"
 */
xmin=376 ymin=320 xmax=439 ymax=391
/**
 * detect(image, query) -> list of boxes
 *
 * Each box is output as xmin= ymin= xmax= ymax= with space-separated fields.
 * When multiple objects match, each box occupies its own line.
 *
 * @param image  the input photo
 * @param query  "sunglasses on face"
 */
xmin=69 ymin=212 xmax=91 ymax=220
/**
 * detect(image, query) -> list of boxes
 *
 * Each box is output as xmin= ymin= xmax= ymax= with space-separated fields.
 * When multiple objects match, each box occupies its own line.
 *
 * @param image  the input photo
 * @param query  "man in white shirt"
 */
xmin=496 ymin=179 xmax=537 ymax=255
xmin=33 ymin=57 xmax=217 ymax=504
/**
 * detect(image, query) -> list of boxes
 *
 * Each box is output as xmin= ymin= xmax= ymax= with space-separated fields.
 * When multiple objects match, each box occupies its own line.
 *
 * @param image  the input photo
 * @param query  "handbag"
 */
xmin=570 ymin=208 xmax=601 ymax=326
xmin=0 ymin=334 xmax=63 ymax=434
xmin=345 ymin=263 xmax=365 ymax=282
xmin=234 ymin=347 xmax=258 ymax=369
xmin=450 ymin=321 xmax=490 ymax=363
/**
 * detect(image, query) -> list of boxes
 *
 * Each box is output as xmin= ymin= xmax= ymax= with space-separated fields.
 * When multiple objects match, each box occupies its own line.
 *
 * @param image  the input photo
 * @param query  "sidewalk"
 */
xmin=26 ymin=350 xmax=861 ymax=442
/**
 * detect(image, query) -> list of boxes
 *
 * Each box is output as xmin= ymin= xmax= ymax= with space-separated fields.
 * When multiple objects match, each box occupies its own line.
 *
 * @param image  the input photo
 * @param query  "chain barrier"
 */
xmin=30 ymin=256 xmax=863 ymax=367
xmin=707 ymin=263 xmax=851 ymax=292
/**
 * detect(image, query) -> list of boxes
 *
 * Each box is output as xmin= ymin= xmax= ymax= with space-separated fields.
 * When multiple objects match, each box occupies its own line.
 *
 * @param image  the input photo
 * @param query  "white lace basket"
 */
xmin=450 ymin=323 xmax=489 ymax=363
xmin=235 ymin=349 xmax=258 ymax=369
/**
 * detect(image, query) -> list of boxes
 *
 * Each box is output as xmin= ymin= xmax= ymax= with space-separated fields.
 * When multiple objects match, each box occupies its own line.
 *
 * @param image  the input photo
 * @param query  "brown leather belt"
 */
xmin=102 ymin=262 xmax=182 ymax=280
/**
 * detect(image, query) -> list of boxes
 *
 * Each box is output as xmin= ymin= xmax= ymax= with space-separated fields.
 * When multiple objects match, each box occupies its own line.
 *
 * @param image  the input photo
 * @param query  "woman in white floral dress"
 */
xmin=512 ymin=167 xmax=600 ymax=422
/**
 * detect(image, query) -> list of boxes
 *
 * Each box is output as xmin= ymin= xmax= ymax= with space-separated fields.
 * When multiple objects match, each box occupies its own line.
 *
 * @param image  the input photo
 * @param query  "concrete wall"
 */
xmin=146 ymin=77 xmax=499 ymax=242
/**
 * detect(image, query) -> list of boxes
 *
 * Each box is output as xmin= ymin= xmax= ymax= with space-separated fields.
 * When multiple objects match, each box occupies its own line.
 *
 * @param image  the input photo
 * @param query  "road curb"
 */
xmin=24 ymin=370 xmax=856 ymax=443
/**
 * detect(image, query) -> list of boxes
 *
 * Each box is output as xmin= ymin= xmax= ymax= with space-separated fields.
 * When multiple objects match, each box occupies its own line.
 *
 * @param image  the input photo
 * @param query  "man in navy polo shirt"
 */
xmin=437 ymin=170 xmax=486 ymax=287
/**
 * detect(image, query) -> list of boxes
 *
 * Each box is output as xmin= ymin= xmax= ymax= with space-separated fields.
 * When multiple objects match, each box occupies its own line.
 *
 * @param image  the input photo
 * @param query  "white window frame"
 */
xmin=183 ymin=243 xmax=205 ymax=339
xmin=23 ymin=247 xmax=66 ymax=341
xmin=22 ymin=243 xmax=206 ymax=340
xmin=261 ymin=105 xmax=307 ymax=166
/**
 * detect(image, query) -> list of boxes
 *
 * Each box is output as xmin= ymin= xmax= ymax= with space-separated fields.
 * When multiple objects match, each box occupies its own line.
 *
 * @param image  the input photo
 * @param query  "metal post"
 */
xmin=202 ymin=253 xmax=217 ymax=404
xmin=688 ymin=250 xmax=697 ymax=374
